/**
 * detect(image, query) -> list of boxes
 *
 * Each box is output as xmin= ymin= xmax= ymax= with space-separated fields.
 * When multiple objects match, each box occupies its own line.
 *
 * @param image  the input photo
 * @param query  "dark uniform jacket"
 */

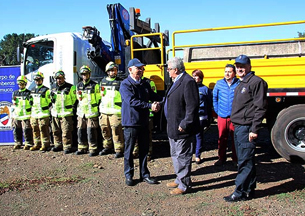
xmin=231 ymin=72 xmax=268 ymax=134
xmin=119 ymin=75 xmax=162 ymax=127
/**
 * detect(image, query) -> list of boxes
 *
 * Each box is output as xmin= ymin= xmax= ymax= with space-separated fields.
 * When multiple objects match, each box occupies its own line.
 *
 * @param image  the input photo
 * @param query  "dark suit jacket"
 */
xmin=165 ymin=72 xmax=200 ymax=139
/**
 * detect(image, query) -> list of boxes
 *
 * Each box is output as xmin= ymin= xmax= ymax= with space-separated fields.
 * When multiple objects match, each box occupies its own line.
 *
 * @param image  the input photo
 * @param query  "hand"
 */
xmin=151 ymin=101 xmax=161 ymax=112
xmin=178 ymin=126 xmax=185 ymax=132
xmin=249 ymin=132 xmax=258 ymax=142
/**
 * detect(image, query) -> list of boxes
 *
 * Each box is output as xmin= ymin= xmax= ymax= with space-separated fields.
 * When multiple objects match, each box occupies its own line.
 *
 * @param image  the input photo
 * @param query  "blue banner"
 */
xmin=0 ymin=66 xmax=20 ymax=145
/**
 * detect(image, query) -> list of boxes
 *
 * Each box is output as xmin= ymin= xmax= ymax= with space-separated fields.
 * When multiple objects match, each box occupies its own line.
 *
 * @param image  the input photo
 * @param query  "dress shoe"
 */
xmin=125 ymin=178 xmax=134 ymax=186
xmin=166 ymin=182 xmax=179 ymax=188
xmin=243 ymin=190 xmax=255 ymax=200
xmin=214 ymin=159 xmax=225 ymax=166
xmin=142 ymin=177 xmax=159 ymax=184
xmin=89 ymin=152 xmax=98 ymax=157
xmin=114 ymin=152 xmax=124 ymax=158
xmin=170 ymin=188 xmax=186 ymax=195
xmin=51 ymin=146 xmax=62 ymax=152
xmin=64 ymin=149 xmax=72 ymax=154
xmin=99 ymin=148 xmax=113 ymax=156
xmin=223 ymin=193 xmax=244 ymax=202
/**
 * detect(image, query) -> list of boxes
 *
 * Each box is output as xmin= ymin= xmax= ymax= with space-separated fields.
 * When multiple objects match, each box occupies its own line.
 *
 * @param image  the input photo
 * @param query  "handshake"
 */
xmin=151 ymin=101 xmax=161 ymax=112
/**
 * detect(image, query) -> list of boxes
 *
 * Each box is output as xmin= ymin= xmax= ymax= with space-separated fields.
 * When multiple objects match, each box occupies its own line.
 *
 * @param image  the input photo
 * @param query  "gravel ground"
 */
xmin=1 ymin=123 xmax=305 ymax=216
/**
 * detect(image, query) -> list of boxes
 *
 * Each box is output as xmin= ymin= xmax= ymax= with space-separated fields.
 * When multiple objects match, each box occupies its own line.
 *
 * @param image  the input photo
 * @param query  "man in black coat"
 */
xmin=163 ymin=57 xmax=199 ymax=195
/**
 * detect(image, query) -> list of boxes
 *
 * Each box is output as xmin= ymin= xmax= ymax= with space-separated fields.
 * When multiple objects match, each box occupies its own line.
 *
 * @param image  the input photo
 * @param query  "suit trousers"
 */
xmin=123 ymin=126 xmax=150 ymax=179
xmin=233 ymin=125 xmax=257 ymax=197
xmin=169 ymin=135 xmax=194 ymax=191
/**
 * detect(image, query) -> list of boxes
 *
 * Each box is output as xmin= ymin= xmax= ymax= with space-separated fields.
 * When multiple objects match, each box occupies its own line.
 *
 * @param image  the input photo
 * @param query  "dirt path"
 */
xmin=1 ymin=124 xmax=305 ymax=216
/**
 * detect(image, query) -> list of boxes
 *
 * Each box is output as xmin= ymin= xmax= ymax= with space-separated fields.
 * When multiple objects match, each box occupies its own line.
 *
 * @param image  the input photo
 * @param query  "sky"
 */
xmin=1 ymin=0 xmax=305 ymax=48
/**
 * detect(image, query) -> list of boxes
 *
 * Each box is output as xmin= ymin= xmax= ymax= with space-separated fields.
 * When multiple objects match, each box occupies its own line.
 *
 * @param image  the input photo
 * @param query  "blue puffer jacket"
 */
xmin=213 ymin=77 xmax=239 ymax=118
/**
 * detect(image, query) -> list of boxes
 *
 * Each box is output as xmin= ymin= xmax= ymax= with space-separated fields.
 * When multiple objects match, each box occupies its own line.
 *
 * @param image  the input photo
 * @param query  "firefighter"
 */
xmin=75 ymin=65 xmax=101 ymax=156
xmin=30 ymin=72 xmax=52 ymax=151
xmin=50 ymin=70 xmax=77 ymax=154
xmin=133 ymin=74 xmax=157 ymax=161
xmin=11 ymin=75 xmax=34 ymax=149
xmin=98 ymin=62 xmax=124 ymax=158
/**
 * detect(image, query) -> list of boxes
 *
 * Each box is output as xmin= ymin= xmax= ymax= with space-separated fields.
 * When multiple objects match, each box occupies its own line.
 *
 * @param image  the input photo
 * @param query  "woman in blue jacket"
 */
xmin=192 ymin=70 xmax=212 ymax=164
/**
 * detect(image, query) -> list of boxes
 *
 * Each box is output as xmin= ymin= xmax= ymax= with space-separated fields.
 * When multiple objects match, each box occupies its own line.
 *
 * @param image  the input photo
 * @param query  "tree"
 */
xmin=298 ymin=31 xmax=305 ymax=38
xmin=0 ymin=33 xmax=36 ymax=65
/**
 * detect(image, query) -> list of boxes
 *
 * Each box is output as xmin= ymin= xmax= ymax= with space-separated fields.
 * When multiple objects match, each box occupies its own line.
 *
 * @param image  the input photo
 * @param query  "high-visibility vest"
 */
xmin=12 ymin=88 xmax=33 ymax=120
xmin=76 ymin=79 xmax=101 ymax=118
xmin=31 ymin=85 xmax=51 ymax=118
xmin=50 ymin=82 xmax=77 ymax=117
xmin=99 ymin=77 xmax=122 ymax=115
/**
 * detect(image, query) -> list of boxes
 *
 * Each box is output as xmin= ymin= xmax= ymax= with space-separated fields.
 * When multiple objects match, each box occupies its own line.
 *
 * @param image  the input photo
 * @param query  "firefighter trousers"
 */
xmin=99 ymin=113 xmax=124 ymax=153
xmin=77 ymin=116 xmax=99 ymax=153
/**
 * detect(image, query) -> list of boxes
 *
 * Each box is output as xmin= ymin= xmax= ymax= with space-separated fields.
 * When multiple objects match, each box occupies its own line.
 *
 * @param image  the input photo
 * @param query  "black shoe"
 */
xmin=223 ymin=193 xmax=244 ymax=202
xmin=89 ymin=152 xmax=98 ymax=157
xmin=125 ymin=178 xmax=134 ymax=186
xmin=51 ymin=146 xmax=62 ymax=152
xmin=75 ymin=150 xmax=86 ymax=155
xmin=64 ymin=149 xmax=72 ymax=154
xmin=114 ymin=152 xmax=124 ymax=158
xmin=243 ymin=191 xmax=255 ymax=200
xmin=142 ymin=177 xmax=159 ymax=184
xmin=99 ymin=148 xmax=113 ymax=156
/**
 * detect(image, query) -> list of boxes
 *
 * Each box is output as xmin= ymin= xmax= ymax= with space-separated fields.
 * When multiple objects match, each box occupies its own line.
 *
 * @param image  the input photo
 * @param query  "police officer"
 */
xmin=133 ymin=74 xmax=157 ymax=161
xmin=98 ymin=62 xmax=124 ymax=158
xmin=50 ymin=70 xmax=77 ymax=154
xmin=30 ymin=72 xmax=52 ymax=151
xmin=75 ymin=65 xmax=101 ymax=156
xmin=11 ymin=75 xmax=34 ymax=149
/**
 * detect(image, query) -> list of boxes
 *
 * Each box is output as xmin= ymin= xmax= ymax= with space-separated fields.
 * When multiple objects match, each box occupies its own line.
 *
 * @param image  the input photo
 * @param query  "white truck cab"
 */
xmin=21 ymin=32 xmax=107 ymax=89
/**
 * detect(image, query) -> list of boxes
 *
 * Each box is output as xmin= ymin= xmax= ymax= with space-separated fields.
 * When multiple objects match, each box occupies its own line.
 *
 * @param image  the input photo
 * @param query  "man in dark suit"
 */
xmin=163 ymin=57 xmax=200 ymax=195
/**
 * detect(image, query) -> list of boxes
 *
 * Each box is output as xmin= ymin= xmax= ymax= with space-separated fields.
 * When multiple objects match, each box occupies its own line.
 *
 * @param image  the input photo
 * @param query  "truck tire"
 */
xmin=271 ymin=104 xmax=305 ymax=163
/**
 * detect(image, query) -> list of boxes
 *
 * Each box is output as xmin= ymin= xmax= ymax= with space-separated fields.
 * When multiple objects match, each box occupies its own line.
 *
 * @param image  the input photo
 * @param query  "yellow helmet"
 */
xmin=80 ymin=65 xmax=91 ymax=74
xmin=54 ymin=70 xmax=65 ymax=79
xmin=34 ymin=71 xmax=44 ymax=80
xmin=17 ymin=75 xmax=27 ymax=84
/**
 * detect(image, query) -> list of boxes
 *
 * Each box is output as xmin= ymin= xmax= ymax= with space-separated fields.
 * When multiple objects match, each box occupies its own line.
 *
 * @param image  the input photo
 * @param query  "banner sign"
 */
xmin=0 ymin=66 xmax=20 ymax=145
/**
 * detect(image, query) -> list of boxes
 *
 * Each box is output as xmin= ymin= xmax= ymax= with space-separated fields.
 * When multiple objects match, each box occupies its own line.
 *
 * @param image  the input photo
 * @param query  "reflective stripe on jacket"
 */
xmin=99 ymin=77 xmax=122 ymax=115
xmin=76 ymin=79 xmax=101 ymax=118
xmin=51 ymin=82 xmax=77 ymax=117
xmin=12 ymin=88 xmax=32 ymax=120
xmin=31 ymin=85 xmax=51 ymax=118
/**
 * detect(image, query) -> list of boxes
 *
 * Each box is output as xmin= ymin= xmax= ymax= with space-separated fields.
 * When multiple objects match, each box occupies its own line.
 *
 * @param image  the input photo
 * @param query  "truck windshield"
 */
xmin=25 ymin=41 xmax=54 ymax=75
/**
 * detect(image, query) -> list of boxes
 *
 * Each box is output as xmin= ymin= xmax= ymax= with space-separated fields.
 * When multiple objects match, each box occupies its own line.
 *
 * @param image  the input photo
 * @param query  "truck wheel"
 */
xmin=271 ymin=104 xmax=305 ymax=163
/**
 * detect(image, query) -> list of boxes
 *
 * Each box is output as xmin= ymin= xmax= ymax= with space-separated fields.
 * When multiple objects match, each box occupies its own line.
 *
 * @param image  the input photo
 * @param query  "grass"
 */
xmin=274 ymin=189 xmax=305 ymax=203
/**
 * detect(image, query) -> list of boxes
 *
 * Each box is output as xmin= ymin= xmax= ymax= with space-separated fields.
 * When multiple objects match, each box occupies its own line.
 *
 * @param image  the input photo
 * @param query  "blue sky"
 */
xmin=1 ymin=0 xmax=305 ymax=47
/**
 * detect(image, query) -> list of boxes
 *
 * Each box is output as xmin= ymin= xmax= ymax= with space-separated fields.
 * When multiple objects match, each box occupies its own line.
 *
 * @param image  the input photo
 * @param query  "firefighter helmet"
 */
xmin=54 ymin=70 xmax=65 ymax=79
xmin=17 ymin=75 xmax=27 ymax=84
xmin=80 ymin=65 xmax=91 ymax=74
xmin=105 ymin=61 xmax=118 ymax=72
xmin=34 ymin=71 xmax=44 ymax=80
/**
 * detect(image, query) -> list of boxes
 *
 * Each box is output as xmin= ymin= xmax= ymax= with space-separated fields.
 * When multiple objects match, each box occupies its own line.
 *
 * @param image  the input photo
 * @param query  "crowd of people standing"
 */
xmin=11 ymin=54 xmax=268 ymax=200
